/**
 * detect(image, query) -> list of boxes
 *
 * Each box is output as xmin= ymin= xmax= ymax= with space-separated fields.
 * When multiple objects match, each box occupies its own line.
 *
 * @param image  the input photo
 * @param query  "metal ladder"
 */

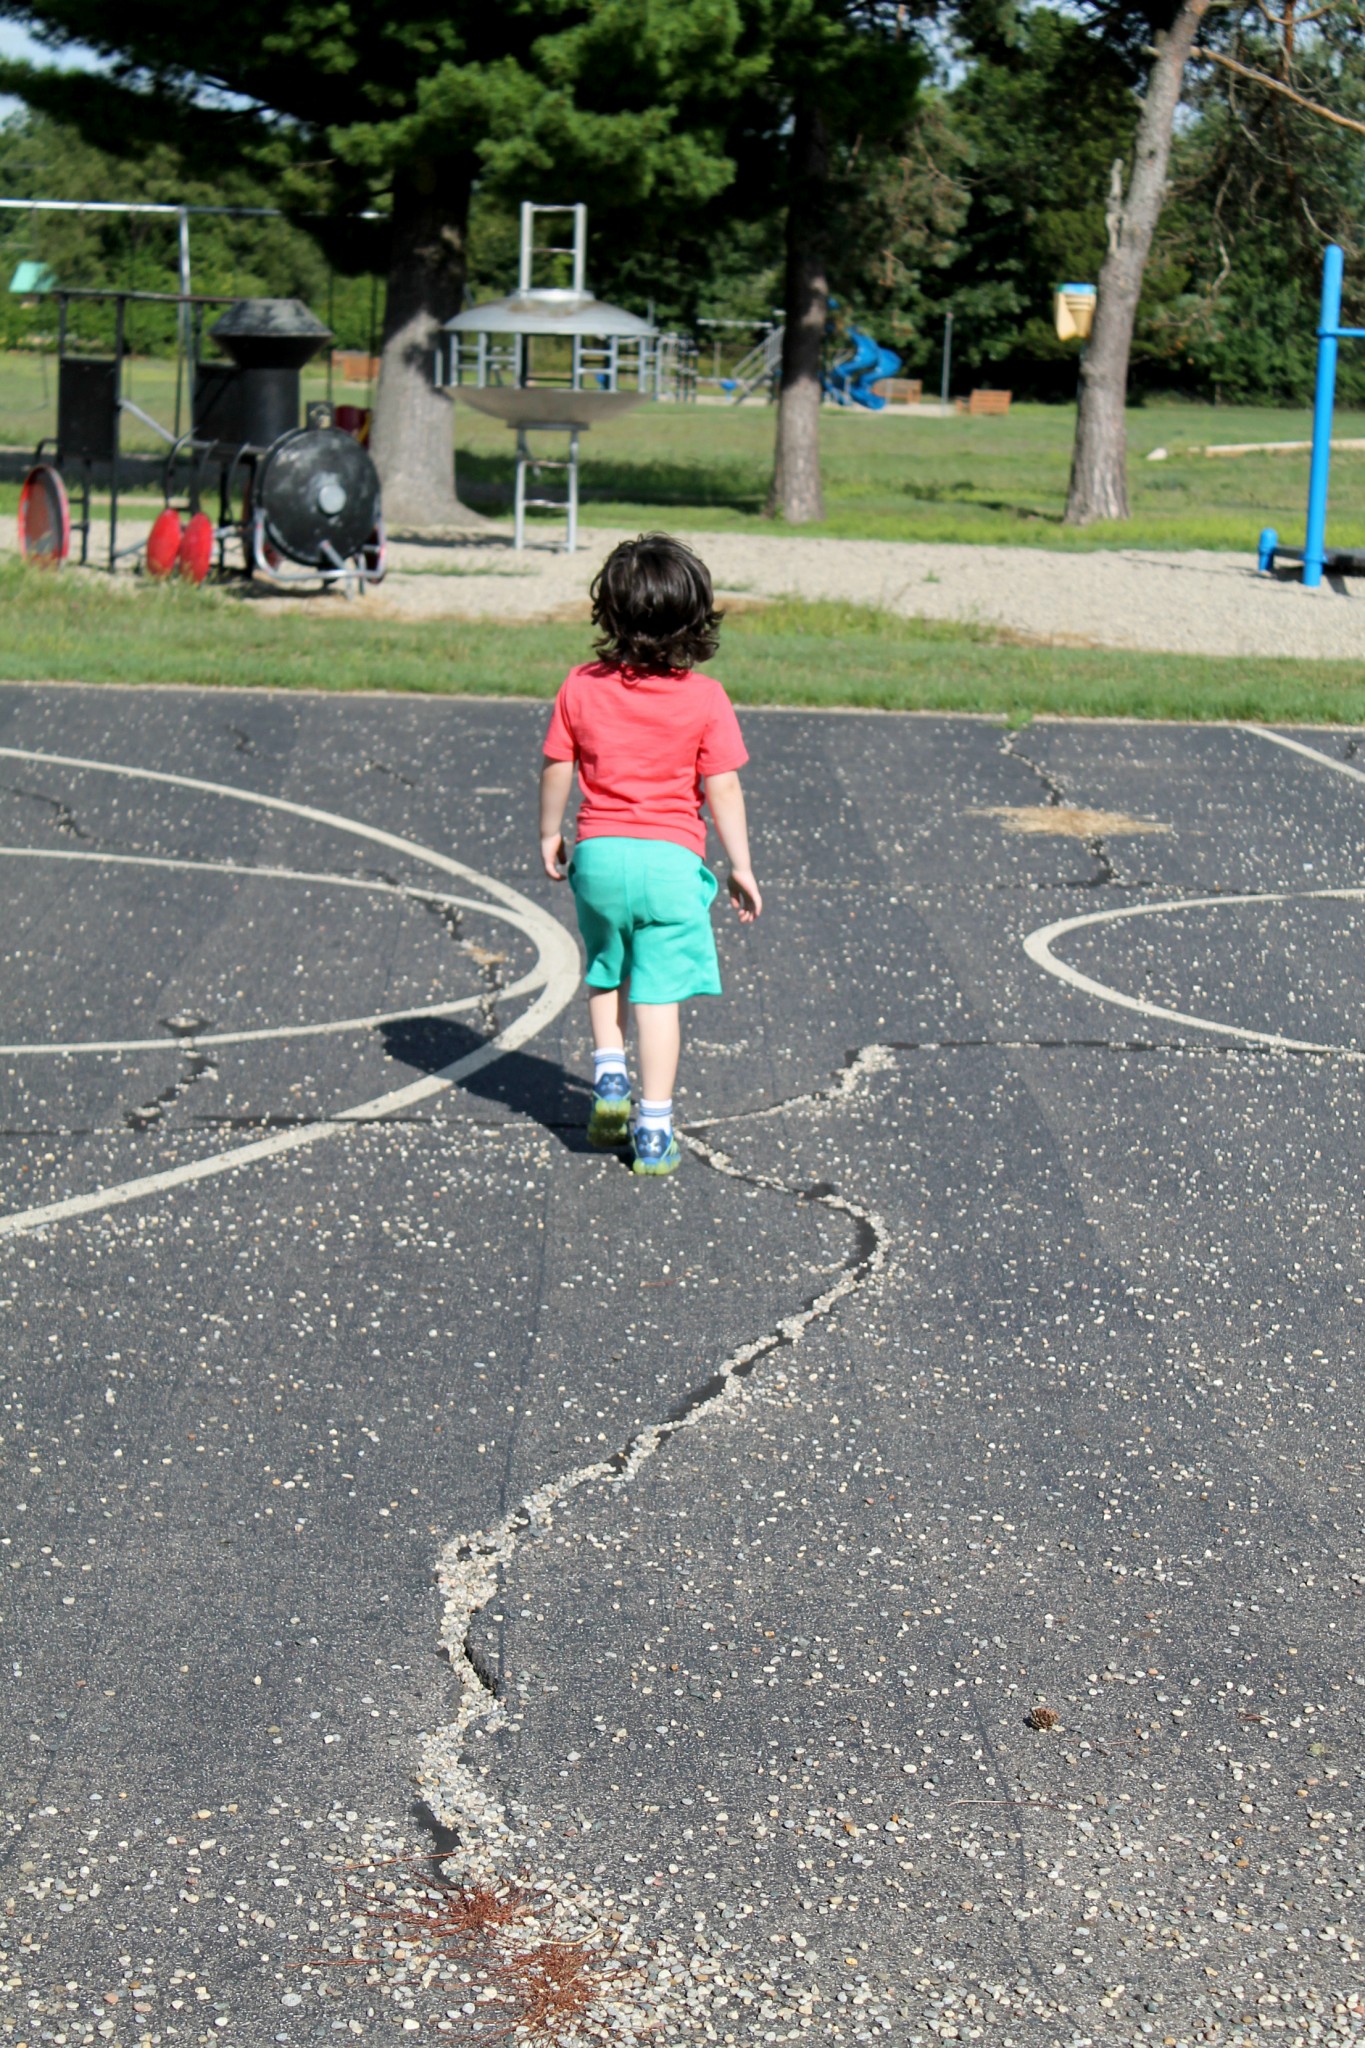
xmin=514 ymin=424 xmax=580 ymax=552
xmin=727 ymin=326 xmax=784 ymax=402
xmin=519 ymin=202 xmax=587 ymax=294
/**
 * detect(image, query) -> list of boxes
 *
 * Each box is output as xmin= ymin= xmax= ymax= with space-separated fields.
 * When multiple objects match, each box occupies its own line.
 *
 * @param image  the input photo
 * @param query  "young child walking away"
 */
xmin=539 ymin=532 xmax=761 ymax=1177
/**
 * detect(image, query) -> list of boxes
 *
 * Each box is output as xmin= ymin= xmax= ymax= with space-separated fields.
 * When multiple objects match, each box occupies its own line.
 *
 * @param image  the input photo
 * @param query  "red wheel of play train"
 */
xmin=178 ymin=511 xmax=214 ymax=585
xmin=146 ymin=507 xmax=183 ymax=578
xmin=18 ymin=463 xmax=71 ymax=567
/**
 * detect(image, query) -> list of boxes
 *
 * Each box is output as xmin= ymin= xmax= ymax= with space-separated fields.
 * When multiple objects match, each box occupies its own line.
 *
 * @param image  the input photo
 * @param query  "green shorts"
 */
xmin=568 ymin=836 xmax=721 ymax=1005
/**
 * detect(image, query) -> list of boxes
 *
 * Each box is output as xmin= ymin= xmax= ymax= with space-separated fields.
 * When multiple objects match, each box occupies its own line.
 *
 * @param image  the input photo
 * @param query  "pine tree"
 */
xmin=0 ymin=2 xmax=742 ymax=525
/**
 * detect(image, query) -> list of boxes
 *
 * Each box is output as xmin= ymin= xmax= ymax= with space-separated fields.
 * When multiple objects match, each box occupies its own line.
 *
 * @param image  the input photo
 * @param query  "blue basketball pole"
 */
xmin=1303 ymin=244 xmax=1344 ymax=590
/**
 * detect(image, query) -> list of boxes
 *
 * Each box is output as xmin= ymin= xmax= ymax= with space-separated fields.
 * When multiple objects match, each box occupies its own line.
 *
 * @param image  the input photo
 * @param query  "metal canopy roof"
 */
xmin=444 ymin=289 xmax=652 ymax=339
xmin=458 ymin=387 xmax=646 ymax=428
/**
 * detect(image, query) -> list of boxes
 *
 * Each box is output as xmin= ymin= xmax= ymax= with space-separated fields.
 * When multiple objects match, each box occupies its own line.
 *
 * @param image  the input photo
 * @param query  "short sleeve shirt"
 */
xmin=543 ymin=662 xmax=748 ymax=857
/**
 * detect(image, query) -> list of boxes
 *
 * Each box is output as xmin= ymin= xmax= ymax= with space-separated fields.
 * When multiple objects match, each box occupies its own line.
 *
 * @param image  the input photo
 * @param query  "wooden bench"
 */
xmin=870 ymin=377 xmax=923 ymax=405
xmin=333 ymin=351 xmax=382 ymax=385
xmin=959 ymin=388 xmax=1012 ymax=416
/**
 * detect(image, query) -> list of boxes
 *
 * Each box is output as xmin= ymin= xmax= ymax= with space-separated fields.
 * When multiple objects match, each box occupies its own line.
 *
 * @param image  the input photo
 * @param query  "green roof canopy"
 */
xmin=9 ymin=261 xmax=57 ymax=295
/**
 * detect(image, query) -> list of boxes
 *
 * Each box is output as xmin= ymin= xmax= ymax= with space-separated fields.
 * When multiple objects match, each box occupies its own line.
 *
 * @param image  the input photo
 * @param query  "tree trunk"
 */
xmin=370 ymin=161 xmax=474 ymax=531
xmin=767 ymin=103 xmax=830 ymax=524
xmin=1064 ymin=0 xmax=1209 ymax=525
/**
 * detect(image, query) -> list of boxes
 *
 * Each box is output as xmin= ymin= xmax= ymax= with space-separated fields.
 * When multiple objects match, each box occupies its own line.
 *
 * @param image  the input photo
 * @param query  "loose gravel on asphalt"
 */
xmin=2 ymin=687 xmax=1363 ymax=2048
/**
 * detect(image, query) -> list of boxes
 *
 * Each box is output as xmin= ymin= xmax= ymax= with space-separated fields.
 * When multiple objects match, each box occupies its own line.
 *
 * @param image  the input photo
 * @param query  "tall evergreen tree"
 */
xmin=730 ymin=0 xmax=924 ymax=523
xmin=0 ymin=2 xmax=743 ymax=525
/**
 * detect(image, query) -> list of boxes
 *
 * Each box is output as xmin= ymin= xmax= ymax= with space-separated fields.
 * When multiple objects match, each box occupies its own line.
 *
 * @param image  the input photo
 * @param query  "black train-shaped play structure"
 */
xmin=18 ymin=294 xmax=384 ymax=592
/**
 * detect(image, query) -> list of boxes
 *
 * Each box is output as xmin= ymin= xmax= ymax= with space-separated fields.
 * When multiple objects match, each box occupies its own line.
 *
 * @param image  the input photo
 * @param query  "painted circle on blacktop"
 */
xmin=1025 ymin=888 xmax=1365 ymax=1057
xmin=0 ymin=848 xmax=544 ymax=1055
xmin=0 ymin=744 xmax=581 ymax=1239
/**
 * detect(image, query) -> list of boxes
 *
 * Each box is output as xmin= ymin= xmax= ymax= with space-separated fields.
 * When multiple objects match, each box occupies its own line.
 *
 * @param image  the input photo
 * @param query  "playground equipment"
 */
xmin=723 ymin=325 xmax=784 ymax=403
xmin=824 ymin=323 xmax=901 ymax=409
xmin=1257 ymin=244 xmax=1365 ymax=589
xmin=1053 ymin=284 xmax=1097 ymax=343
xmin=439 ymin=205 xmax=696 ymax=550
xmin=16 ymin=289 xmax=384 ymax=592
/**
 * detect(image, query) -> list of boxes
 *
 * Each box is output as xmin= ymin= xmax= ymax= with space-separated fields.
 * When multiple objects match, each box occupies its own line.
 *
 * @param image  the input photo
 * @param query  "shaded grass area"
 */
xmin=455 ymin=398 xmax=1357 ymax=551
xmin=2 ymin=355 xmax=1351 ymax=549
xmin=0 ymin=353 xmax=337 ymax=457
xmin=2 ymin=561 xmax=1363 ymax=725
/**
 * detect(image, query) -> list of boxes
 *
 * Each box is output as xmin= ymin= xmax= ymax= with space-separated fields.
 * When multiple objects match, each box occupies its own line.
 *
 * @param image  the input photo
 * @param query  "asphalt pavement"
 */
xmin=2 ymin=687 xmax=1363 ymax=2048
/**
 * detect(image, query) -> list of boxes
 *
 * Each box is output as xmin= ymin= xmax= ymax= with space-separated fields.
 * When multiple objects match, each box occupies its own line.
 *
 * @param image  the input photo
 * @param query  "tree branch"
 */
xmin=1198 ymin=47 xmax=1365 ymax=136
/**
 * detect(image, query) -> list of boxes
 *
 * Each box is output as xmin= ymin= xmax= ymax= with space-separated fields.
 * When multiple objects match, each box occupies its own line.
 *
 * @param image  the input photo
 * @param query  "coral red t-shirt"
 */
xmin=543 ymin=662 xmax=748 ymax=857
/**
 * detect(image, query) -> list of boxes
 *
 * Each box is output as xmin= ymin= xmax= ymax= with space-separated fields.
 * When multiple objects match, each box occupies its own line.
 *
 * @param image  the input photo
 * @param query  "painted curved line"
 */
xmin=0 ymin=746 xmax=581 ymax=1238
xmin=1024 ymin=888 xmax=1365 ymax=1058
xmin=0 ymin=849 xmax=544 ymax=1053
xmin=1242 ymin=723 xmax=1365 ymax=789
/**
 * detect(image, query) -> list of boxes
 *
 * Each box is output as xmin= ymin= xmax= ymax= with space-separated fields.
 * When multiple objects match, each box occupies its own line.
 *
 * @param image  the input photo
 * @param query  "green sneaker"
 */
xmin=631 ymin=1125 xmax=681 ymax=1176
xmin=587 ymin=1071 xmax=633 ymax=1149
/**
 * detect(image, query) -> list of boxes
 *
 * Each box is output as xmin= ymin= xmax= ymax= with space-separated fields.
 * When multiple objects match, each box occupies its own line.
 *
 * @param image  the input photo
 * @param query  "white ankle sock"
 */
xmin=637 ymin=1097 xmax=673 ymax=1133
xmin=594 ymin=1049 xmax=628 ymax=1084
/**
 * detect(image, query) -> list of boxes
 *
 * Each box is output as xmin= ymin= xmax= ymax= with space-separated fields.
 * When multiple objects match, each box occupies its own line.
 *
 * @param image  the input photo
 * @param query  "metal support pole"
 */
xmin=567 ymin=428 xmax=579 ymax=553
xmin=1303 ymin=243 xmax=1343 ymax=591
xmin=940 ymin=310 xmax=953 ymax=411
xmin=514 ymin=427 xmax=528 ymax=550
xmin=110 ymin=295 xmax=125 ymax=572
xmin=571 ymin=205 xmax=587 ymax=296
xmin=176 ymin=207 xmax=191 ymax=441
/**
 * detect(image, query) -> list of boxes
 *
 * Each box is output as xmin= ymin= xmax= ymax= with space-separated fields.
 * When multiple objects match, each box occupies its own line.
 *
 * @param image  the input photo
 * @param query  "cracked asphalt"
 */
xmin=1 ymin=687 xmax=1363 ymax=2048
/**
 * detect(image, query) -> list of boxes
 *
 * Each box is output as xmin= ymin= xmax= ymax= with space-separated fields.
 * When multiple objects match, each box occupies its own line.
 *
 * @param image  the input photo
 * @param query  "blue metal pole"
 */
xmin=1303 ymin=243 xmax=1344 ymax=590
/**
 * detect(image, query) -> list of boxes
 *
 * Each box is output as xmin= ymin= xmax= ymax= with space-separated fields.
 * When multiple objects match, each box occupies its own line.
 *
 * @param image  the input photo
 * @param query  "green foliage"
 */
xmin=3 ymin=0 xmax=1364 ymax=408
xmin=0 ymin=2 xmax=747 ymax=240
xmin=0 ymin=109 xmax=381 ymax=351
xmin=909 ymin=10 xmax=1144 ymax=393
xmin=1159 ymin=38 xmax=1365 ymax=403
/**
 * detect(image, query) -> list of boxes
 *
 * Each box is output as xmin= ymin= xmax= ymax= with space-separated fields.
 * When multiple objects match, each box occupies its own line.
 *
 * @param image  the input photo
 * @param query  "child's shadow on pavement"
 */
xmin=379 ymin=1016 xmax=598 ymax=1155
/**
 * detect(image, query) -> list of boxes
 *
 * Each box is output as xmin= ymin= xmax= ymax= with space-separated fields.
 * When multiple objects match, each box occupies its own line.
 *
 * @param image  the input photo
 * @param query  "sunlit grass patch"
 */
xmin=2 ymin=560 xmax=1363 ymax=724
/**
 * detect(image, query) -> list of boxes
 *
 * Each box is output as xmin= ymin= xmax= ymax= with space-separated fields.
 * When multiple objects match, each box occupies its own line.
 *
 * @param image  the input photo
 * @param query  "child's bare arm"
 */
xmin=539 ymin=759 xmax=576 ymax=881
xmin=703 ymin=771 xmax=762 ymax=922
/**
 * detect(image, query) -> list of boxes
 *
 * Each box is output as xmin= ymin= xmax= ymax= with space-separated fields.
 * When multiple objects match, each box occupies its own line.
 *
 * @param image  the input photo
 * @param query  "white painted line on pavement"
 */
xmin=1024 ymin=890 xmax=1365 ymax=1057
xmin=1242 ymin=724 xmax=1365 ymax=787
xmin=0 ymin=849 xmax=543 ymax=1053
xmin=0 ymin=748 xmax=581 ymax=1238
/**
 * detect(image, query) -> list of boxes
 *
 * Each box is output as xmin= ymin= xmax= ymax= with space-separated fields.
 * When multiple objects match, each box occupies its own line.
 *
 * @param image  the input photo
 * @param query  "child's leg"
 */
xmin=631 ymin=1002 xmax=681 ymax=1174
xmin=585 ymin=985 xmax=632 ymax=1149
xmin=634 ymin=1002 xmax=680 ymax=1109
xmin=588 ymin=984 xmax=629 ymax=1055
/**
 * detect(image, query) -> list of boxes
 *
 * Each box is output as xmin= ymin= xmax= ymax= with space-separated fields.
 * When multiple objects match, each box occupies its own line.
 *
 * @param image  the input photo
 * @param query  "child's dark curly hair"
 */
xmin=590 ymin=533 xmax=722 ymax=675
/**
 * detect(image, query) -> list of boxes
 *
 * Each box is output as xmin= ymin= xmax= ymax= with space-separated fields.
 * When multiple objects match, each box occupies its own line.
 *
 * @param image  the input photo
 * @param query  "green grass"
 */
xmin=0 ymin=351 xmax=342 ymax=458
xmin=3 ymin=348 xmax=1359 ymax=549
xmin=3 ymin=560 xmax=1363 ymax=725
xmin=453 ymin=395 xmax=1365 ymax=551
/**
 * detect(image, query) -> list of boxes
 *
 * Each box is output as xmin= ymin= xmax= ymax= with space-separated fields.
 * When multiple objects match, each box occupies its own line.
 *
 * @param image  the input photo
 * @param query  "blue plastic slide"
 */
xmin=824 ymin=325 xmax=902 ymax=408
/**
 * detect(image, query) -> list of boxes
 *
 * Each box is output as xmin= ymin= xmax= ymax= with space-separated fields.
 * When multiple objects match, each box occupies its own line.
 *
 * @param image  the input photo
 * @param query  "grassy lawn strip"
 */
xmin=3 ymin=380 xmax=1354 ymax=549
xmin=2 ymin=564 xmax=1362 ymax=724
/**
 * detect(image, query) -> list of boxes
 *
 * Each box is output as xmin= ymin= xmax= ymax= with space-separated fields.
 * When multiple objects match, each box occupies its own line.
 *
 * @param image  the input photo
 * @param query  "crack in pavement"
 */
xmin=367 ymin=758 xmax=418 ymax=788
xmin=7 ymin=1031 xmax=1344 ymax=1146
xmin=415 ymin=1045 xmax=895 ymax=1866
xmin=4 ymin=784 xmax=95 ymax=842
xmin=414 ymin=892 xmax=509 ymax=1039
xmin=122 ymin=1048 xmax=217 ymax=1133
xmin=999 ymin=730 xmax=1119 ymax=890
